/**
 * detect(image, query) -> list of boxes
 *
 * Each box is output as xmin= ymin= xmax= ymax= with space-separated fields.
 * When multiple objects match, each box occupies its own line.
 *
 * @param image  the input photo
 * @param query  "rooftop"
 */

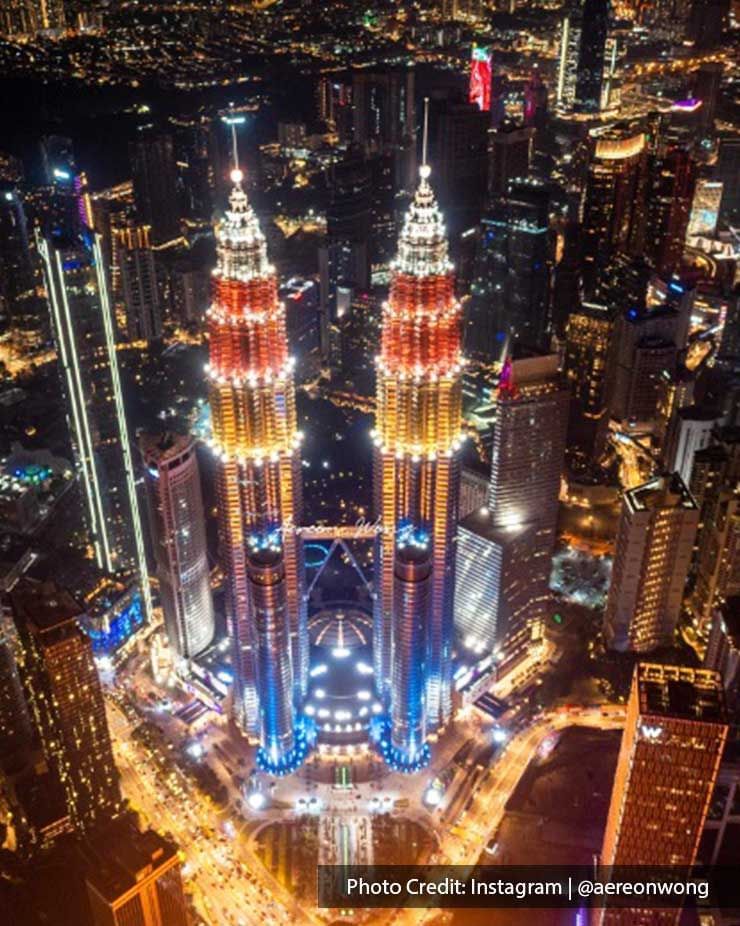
xmin=626 ymin=472 xmax=697 ymax=514
xmin=636 ymin=663 xmax=727 ymax=725
xmin=83 ymin=816 xmax=178 ymax=903
xmin=11 ymin=579 xmax=83 ymax=634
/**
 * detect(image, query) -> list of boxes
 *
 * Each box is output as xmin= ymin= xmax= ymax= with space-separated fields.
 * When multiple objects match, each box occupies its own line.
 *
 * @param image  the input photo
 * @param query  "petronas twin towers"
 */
xmin=209 ymin=154 xmax=462 ymax=774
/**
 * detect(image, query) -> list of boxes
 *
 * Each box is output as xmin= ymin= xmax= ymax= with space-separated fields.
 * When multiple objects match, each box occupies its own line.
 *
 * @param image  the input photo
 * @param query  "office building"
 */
xmin=129 ymin=130 xmax=180 ymax=244
xmin=556 ymin=0 xmax=609 ymax=115
xmin=115 ymin=225 xmax=162 ymax=342
xmin=37 ymin=229 xmax=152 ymax=619
xmin=581 ymin=126 xmax=647 ymax=290
xmin=84 ymin=816 xmax=188 ymax=926
xmin=664 ymin=405 xmax=723 ymax=487
xmin=318 ymin=154 xmax=371 ymax=342
xmin=351 ymin=66 xmax=415 ymax=191
xmin=456 ymin=355 xmax=569 ymax=667
xmin=488 ymin=120 xmax=534 ymax=197
xmin=600 ymin=664 xmax=728 ymax=923
xmin=564 ymin=302 xmax=613 ymax=468
xmin=643 ymin=146 xmax=696 ymax=278
xmin=374 ymin=155 xmax=463 ymax=742
xmin=604 ymin=474 xmax=699 ymax=653
xmin=0 ymin=606 xmax=32 ymax=762
xmin=140 ymin=433 xmax=214 ymax=660
xmin=12 ymin=580 xmax=121 ymax=832
xmin=704 ymin=597 xmax=740 ymax=699
xmin=689 ymin=430 xmax=740 ymax=639
xmin=464 ymin=180 xmax=554 ymax=368
xmin=0 ymin=184 xmax=34 ymax=322
xmin=607 ymin=301 xmax=690 ymax=425
xmin=206 ymin=162 xmax=307 ymax=771
xmin=429 ymin=95 xmax=489 ymax=231
xmin=716 ymin=137 xmax=740 ymax=225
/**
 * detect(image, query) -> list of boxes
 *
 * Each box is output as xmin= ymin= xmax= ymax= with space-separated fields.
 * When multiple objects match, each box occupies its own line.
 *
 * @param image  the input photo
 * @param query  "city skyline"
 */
xmin=0 ymin=1 xmax=738 ymax=924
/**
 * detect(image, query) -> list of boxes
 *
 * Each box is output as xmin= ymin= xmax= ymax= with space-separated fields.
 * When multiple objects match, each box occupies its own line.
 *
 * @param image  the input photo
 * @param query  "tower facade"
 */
xmin=140 ymin=433 xmax=215 ymax=660
xmin=600 ymin=663 xmax=728 ymax=925
xmin=38 ymin=229 xmax=151 ymax=620
xmin=604 ymin=473 xmax=699 ymax=653
xmin=12 ymin=580 xmax=121 ymax=833
xmin=373 ymin=157 xmax=464 ymax=756
xmin=206 ymin=167 xmax=308 ymax=773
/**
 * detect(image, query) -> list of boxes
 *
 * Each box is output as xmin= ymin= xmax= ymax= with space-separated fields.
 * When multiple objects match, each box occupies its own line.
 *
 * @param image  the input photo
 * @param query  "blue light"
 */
xmin=84 ymin=591 xmax=144 ymax=655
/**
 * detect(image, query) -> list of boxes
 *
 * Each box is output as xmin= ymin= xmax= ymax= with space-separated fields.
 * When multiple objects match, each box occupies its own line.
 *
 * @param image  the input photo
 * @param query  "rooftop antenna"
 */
xmin=420 ymin=96 xmax=431 ymax=181
xmin=222 ymin=103 xmax=246 ymax=185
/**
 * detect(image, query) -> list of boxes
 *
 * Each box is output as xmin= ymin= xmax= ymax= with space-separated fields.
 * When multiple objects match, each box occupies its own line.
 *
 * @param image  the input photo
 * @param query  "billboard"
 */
xmin=469 ymin=45 xmax=492 ymax=112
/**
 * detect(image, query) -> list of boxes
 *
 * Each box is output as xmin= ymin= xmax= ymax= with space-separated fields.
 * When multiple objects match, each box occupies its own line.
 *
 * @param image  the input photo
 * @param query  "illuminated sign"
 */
xmin=469 ymin=46 xmax=492 ymax=112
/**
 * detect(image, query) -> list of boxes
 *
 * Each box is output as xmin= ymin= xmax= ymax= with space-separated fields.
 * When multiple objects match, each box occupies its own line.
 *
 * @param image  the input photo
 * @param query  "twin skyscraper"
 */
xmin=210 ymin=127 xmax=463 ymax=773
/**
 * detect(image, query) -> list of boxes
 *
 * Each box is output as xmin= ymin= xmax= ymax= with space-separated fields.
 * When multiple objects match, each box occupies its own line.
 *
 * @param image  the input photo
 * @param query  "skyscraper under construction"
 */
xmin=206 ymin=160 xmax=308 ymax=774
xmin=373 ymin=136 xmax=464 ymax=767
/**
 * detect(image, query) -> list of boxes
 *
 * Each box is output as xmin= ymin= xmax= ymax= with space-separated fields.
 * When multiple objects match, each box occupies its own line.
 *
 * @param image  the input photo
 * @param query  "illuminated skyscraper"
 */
xmin=115 ymin=225 xmax=162 ymax=343
xmin=129 ymin=130 xmax=180 ymax=245
xmin=140 ymin=433 xmax=214 ymax=660
xmin=38 ymin=228 xmax=152 ymax=620
xmin=604 ymin=473 xmax=699 ymax=653
xmin=0 ymin=184 xmax=34 ymax=323
xmin=206 ymin=155 xmax=307 ymax=773
xmin=455 ymin=354 xmax=568 ymax=669
xmin=582 ymin=126 xmax=647 ymax=290
xmin=373 ymin=125 xmax=464 ymax=748
xmin=556 ymin=0 xmax=609 ymax=115
xmin=564 ymin=301 xmax=613 ymax=469
xmin=12 ymin=580 xmax=121 ymax=833
xmin=600 ymin=663 xmax=728 ymax=926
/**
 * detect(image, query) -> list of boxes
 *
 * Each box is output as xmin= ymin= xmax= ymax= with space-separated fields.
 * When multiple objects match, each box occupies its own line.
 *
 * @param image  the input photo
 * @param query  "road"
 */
xmin=107 ymin=698 xmax=318 ymax=926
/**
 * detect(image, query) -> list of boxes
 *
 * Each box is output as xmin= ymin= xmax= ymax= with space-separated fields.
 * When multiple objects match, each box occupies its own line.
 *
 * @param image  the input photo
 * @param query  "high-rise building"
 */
xmin=0 ymin=184 xmax=35 ymax=323
xmin=115 ymin=225 xmax=162 ymax=343
xmin=688 ymin=429 xmax=740 ymax=640
xmin=564 ymin=301 xmax=613 ymax=469
xmin=704 ymin=597 xmax=740 ymax=698
xmin=318 ymin=154 xmax=371 ymax=344
xmin=0 ymin=605 xmax=33 ymax=763
xmin=455 ymin=354 xmax=569 ymax=667
xmin=351 ymin=66 xmax=415 ymax=191
xmin=373 ymin=154 xmax=464 ymax=753
xmin=607 ymin=300 xmax=690 ymax=425
xmin=429 ymin=95 xmax=489 ymax=231
xmin=487 ymin=120 xmax=534 ymax=197
xmin=37 ymin=229 xmax=152 ymax=619
xmin=687 ymin=178 xmax=723 ymax=238
xmin=664 ymin=404 xmax=723 ymax=487
xmin=140 ymin=433 xmax=214 ymax=660
xmin=129 ymin=130 xmax=180 ymax=245
xmin=464 ymin=180 xmax=554 ymax=367
xmin=716 ymin=137 xmax=740 ymax=226
xmin=556 ymin=0 xmax=609 ymax=115
xmin=643 ymin=146 xmax=696 ymax=278
xmin=84 ymin=816 xmax=188 ymax=926
xmin=12 ymin=580 xmax=121 ymax=832
xmin=604 ymin=473 xmax=699 ymax=653
xmin=206 ymin=163 xmax=307 ymax=772
xmin=600 ymin=663 xmax=728 ymax=924
xmin=581 ymin=126 xmax=647 ymax=290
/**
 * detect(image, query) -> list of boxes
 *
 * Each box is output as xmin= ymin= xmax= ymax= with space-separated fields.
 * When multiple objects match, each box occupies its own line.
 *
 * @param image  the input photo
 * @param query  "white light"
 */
xmin=187 ymin=742 xmax=204 ymax=760
xmin=493 ymin=728 xmax=508 ymax=744
xmin=310 ymin=664 xmax=328 ymax=677
xmin=356 ymin=690 xmax=372 ymax=701
xmin=424 ymin=784 xmax=442 ymax=807
xmin=332 ymin=646 xmax=350 ymax=659
xmin=314 ymin=688 xmax=326 ymax=699
xmin=356 ymin=661 xmax=374 ymax=676
xmin=248 ymin=791 xmax=266 ymax=810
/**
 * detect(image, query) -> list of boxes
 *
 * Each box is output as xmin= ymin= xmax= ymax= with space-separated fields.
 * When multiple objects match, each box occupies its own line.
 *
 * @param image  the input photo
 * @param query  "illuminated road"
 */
xmin=107 ymin=698 xmax=317 ymax=926
xmin=395 ymin=707 xmax=625 ymax=926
